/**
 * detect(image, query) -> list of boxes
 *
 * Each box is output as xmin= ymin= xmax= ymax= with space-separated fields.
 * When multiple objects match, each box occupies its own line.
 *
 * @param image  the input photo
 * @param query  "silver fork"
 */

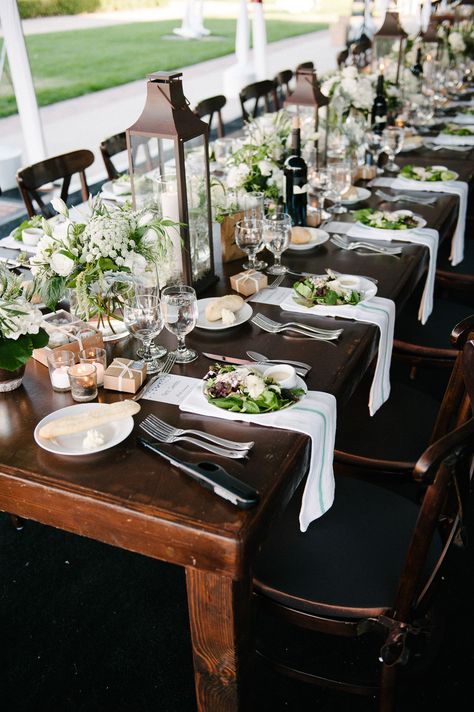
xmin=244 ymin=272 xmax=285 ymax=302
xmin=132 ymin=352 xmax=176 ymax=401
xmin=330 ymin=234 xmax=402 ymax=256
xmin=139 ymin=414 xmax=254 ymax=451
xmin=139 ymin=416 xmax=249 ymax=459
xmin=252 ymin=313 xmax=343 ymax=337
xmin=251 ymin=314 xmax=341 ymax=340
xmin=375 ymin=189 xmax=436 ymax=206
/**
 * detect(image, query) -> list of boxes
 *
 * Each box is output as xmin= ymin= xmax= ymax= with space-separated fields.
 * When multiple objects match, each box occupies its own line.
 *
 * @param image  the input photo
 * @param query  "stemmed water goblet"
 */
xmin=123 ymin=294 xmax=164 ymax=374
xmin=365 ymin=131 xmax=384 ymax=175
xmin=161 ymin=285 xmax=199 ymax=364
xmin=308 ymin=167 xmax=331 ymax=221
xmin=243 ymin=191 xmax=267 ymax=269
xmin=382 ymin=126 xmax=404 ymax=173
xmin=262 ymin=212 xmax=292 ymax=275
xmin=235 ymin=219 xmax=264 ymax=270
xmin=326 ymin=161 xmax=352 ymax=214
xmin=131 ymin=265 xmax=167 ymax=360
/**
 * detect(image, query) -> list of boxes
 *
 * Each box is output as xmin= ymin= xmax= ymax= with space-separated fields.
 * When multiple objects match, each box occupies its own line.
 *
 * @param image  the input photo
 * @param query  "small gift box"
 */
xmin=103 ymin=358 xmax=147 ymax=394
xmin=230 ymin=269 xmax=268 ymax=297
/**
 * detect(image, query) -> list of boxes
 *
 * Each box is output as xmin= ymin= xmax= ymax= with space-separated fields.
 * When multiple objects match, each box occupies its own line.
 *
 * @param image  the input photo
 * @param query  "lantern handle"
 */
xmin=155 ymin=83 xmax=191 ymax=112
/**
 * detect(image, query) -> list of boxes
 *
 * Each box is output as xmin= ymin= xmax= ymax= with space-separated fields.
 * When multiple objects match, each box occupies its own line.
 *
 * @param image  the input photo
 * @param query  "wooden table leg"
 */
xmin=186 ymin=567 xmax=253 ymax=712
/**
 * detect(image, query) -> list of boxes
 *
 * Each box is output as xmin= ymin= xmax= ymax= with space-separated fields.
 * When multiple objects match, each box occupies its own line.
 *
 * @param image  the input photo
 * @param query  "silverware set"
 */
xmin=374 ymin=189 xmax=437 ymax=207
xmin=245 ymin=350 xmax=311 ymax=371
xmin=330 ymin=234 xmax=403 ymax=256
xmin=132 ymin=352 xmax=176 ymax=401
xmin=423 ymin=142 xmax=470 ymax=152
xmin=251 ymin=313 xmax=342 ymax=341
xmin=139 ymin=413 xmax=253 ymax=459
xmin=244 ymin=272 xmax=285 ymax=301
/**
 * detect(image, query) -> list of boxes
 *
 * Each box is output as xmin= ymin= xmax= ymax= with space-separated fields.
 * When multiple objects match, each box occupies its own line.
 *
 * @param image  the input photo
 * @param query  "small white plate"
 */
xmin=292 ymin=274 xmax=377 ymax=310
xmin=196 ymin=298 xmax=253 ymax=330
xmin=356 ymin=210 xmax=427 ymax=233
xmin=34 ymin=403 xmax=134 ymax=456
xmin=86 ymin=317 xmax=129 ymax=342
xmin=341 ymin=187 xmax=371 ymax=205
xmin=287 ymin=227 xmax=329 ymax=252
xmin=400 ymin=136 xmax=424 ymax=152
xmin=101 ymin=180 xmax=131 ymax=204
xmin=203 ymin=372 xmax=307 ymax=416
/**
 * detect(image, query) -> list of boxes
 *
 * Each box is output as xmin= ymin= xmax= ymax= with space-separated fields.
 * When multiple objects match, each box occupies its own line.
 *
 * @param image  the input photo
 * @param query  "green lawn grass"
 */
xmin=0 ymin=18 xmax=327 ymax=118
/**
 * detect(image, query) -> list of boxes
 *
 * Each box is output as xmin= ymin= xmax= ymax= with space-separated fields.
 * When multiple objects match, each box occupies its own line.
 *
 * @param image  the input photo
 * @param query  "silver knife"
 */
xmin=202 ymin=352 xmax=309 ymax=375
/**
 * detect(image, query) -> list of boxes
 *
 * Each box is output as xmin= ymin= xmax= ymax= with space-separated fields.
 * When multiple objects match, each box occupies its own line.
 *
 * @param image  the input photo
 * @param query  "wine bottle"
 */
xmin=283 ymin=117 xmax=308 ymax=227
xmin=411 ymin=48 xmax=423 ymax=78
xmin=371 ymin=73 xmax=388 ymax=135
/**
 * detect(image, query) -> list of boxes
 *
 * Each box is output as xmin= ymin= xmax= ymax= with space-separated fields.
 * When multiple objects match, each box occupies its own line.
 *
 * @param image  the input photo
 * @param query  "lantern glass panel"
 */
xmin=184 ymin=135 xmax=212 ymax=283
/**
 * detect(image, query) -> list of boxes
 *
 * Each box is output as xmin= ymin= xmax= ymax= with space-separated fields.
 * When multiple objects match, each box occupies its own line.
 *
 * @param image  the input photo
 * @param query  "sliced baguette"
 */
xmin=39 ymin=400 xmax=141 ymax=440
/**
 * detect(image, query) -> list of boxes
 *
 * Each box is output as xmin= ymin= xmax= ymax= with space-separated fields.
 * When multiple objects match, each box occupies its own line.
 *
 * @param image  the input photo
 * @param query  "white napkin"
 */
xmin=451 ymin=114 xmax=474 ymax=125
xmin=431 ymin=134 xmax=474 ymax=146
xmin=331 ymin=222 xmax=439 ymax=325
xmin=371 ymin=176 xmax=466 ymax=265
xmin=280 ymin=292 xmax=394 ymax=416
xmin=180 ymin=382 xmax=337 ymax=533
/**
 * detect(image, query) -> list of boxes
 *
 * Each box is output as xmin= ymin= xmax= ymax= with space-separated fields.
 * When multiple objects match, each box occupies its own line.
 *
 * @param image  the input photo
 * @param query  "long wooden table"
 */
xmin=0 ymin=155 xmax=470 ymax=710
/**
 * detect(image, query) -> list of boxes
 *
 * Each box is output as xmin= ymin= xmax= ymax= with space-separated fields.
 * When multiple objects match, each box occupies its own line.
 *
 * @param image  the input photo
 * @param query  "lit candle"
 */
xmin=68 ymin=363 xmax=98 ymax=402
xmin=47 ymin=349 xmax=76 ymax=392
xmin=78 ymin=347 xmax=106 ymax=386
xmin=379 ymin=61 xmax=385 ymax=76
xmin=51 ymin=366 xmax=70 ymax=390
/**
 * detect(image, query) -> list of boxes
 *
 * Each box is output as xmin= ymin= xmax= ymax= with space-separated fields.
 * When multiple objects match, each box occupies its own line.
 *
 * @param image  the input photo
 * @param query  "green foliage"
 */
xmin=18 ymin=0 xmax=101 ymax=19
xmin=0 ymin=328 xmax=48 ymax=371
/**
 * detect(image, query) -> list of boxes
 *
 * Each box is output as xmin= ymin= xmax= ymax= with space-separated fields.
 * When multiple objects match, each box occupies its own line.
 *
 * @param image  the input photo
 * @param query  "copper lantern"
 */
xmin=126 ymin=71 xmax=218 ymax=293
xmin=374 ymin=11 xmax=408 ymax=85
xmin=284 ymin=68 xmax=329 ymax=168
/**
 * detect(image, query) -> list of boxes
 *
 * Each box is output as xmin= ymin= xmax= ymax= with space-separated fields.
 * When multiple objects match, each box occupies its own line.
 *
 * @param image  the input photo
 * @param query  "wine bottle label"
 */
xmin=374 ymin=115 xmax=387 ymax=124
xmin=293 ymin=184 xmax=309 ymax=195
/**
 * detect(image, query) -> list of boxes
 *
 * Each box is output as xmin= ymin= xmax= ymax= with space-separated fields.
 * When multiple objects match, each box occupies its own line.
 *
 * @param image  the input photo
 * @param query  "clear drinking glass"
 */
xmin=131 ymin=278 xmax=167 ymax=360
xmin=161 ymin=285 xmax=198 ymax=364
xmin=326 ymin=161 xmax=352 ymax=214
xmin=262 ymin=212 xmax=292 ymax=274
xmin=308 ymin=168 xmax=331 ymax=221
xmin=365 ymin=131 xmax=384 ymax=175
xmin=123 ymin=294 xmax=164 ymax=374
xmin=243 ymin=192 xmax=267 ymax=269
xmin=213 ymin=137 xmax=234 ymax=169
xmin=235 ymin=219 xmax=264 ymax=270
xmin=382 ymin=127 xmax=404 ymax=173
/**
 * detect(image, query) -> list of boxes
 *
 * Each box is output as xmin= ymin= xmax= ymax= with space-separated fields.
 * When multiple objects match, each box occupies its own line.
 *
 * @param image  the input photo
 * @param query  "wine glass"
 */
xmin=235 ymin=219 xmax=264 ymax=270
xmin=243 ymin=192 xmax=267 ymax=269
xmin=382 ymin=127 xmax=404 ymax=174
xmin=123 ymin=295 xmax=164 ymax=374
xmin=262 ymin=212 xmax=292 ymax=275
xmin=131 ymin=264 xmax=167 ymax=360
xmin=161 ymin=285 xmax=199 ymax=364
xmin=308 ymin=168 xmax=331 ymax=221
xmin=326 ymin=161 xmax=352 ymax=214
xmin=213 ymin=137 xmax=234 ymax=170
xmin=365 ymin=131 xmax=384 ymax=175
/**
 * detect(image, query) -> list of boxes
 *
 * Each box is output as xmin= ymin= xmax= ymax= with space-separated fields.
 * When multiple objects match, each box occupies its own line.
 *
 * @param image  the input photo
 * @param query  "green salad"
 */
xmin=353 ymin=208 xmax=419 ymax=230
xmin=400 ymin=164 xmax=457 ymax=181
xmin=203 ymin=364 xmax=304 ymax=414
xmin=442 ymin=124 xmax=474 ymax=136
xmin=460 ymin=108 xmax=474 ymax=115
xmin=293 ymin=268 xmax=361 ymax=307
xmin=11 ymin=215 xmax=43 ymax=242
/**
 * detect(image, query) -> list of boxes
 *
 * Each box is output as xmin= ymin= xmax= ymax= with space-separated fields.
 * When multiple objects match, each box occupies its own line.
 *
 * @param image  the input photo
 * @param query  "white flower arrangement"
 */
xmin=321 ymin=66 xmax=375 ymax=116
xmin=0 ymin=265 xmax=48 ymax=371
xmin=30 ymin=197 xmax=174 ymax=327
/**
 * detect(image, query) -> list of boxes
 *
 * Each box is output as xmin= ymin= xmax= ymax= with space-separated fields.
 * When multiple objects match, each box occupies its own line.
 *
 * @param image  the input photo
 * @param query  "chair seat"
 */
xmin=335 ymin=376 xmax=441 ymax=465
xmin=254 ymin=476 xmax=442 ymax=618
xmin=395 ymin=297 xmax=474 ymax=351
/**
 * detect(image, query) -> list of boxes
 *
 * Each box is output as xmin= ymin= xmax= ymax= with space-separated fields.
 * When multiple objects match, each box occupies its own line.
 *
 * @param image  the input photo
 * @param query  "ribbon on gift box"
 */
xmin=233 ymin=269 xmax=265 ymax=292
xmin=107 ymin=358 xmax=145 ymax=389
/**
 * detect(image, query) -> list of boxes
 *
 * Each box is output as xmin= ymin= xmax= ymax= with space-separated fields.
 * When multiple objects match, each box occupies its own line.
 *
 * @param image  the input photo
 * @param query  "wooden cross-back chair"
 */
xmin=295 ymin=60 xmax=314 ymax=72
xmin=239 ymin=79 xmax=279 ymax=123
xmin=193 ymin=94 xmax=226 ymax=138
xmin=100 ymin=132 xmax=155 ymax=181
xmin=273 ymin=69 xmax=293 ymax=104
xmin=16 ymin=150 xmax=94 ymax=218
xmin=253 ymin=317 xmax=474 ymax=712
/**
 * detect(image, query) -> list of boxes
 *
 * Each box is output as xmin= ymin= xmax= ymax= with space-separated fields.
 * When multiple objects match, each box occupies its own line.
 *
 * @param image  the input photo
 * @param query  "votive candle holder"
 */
xmin=67 ymin=363 xmax=98 ymax=402
xmin=47 ymin=350 xmax=76 ymax=392
xmin=78 ymin=347 xmax=107 ymax=386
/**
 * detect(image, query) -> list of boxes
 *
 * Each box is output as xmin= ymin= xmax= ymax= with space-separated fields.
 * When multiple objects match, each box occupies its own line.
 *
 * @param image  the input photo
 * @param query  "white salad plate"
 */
xmin=196 ymin=298 xmax=253 ymax=330
xmin=287 ymin=227 xmax=330 ymax=252
xmin=203 ymin=373 xmax=308 ymax=416
xmin=34 ymin=403 xmax=134 ymax=456
xmin=356 ymin=210 xmax=426 ymax=233
xmin=341 ymin=187 xmax=371 ymax=205
xmin=291 ymin=274 xmax=377 ymax=312
xmin=400 ymin=166 xmax=459 ymax=182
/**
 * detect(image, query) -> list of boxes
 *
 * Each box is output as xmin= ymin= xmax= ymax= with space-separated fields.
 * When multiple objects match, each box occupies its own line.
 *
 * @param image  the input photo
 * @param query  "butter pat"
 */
xmin=82 ymin=429 xmax=105 ymax=450
xmin=221 ymin=308 xmax=236 ymax=326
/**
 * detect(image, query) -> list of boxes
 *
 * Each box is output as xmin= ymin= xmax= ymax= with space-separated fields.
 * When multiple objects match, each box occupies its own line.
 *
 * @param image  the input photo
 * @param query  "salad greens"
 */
xmin=204 ymin=364 xmax=304 ymax=414
xmin=11 ymin=215 xmax=43 ymax=242
xmin=353 ymin=208 xmax=419 ymax=230
xmin=293 ymin=269 xmax=361 ymax=307
xmin=400 ymin=164 xmax=457 ymax=182
xmin=442 ymin=124 xmax=474 ymax=136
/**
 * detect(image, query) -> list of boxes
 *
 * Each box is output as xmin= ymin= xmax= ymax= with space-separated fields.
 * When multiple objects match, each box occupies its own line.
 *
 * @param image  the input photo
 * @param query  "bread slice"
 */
xmin=39 ymin=400 xmax=141 ymax=440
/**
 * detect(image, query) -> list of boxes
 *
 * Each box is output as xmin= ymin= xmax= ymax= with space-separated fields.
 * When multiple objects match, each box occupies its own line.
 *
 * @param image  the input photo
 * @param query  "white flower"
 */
xmin=124 ymin=251 xmax=147 ymax=274
xmin=51 ymin=252 xmax=75 ymax=277
xmin=341 ymin=65 xmax=358 ymax=80
xmin=52 ymin=220 xmax=71 ymax=240
xmin=449 ymin=31 xmax=466 ymax=54
xmin=51 ymin=197 xmax=69 ymax=217
xmin=245 ymin=374 xmax=266 ymax=399
xmin=258 ymin=160 xmax=273 ymax=177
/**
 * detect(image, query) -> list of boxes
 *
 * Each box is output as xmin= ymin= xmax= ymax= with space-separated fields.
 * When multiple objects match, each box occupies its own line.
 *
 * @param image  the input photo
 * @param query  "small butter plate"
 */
xmin=341 ymin=187 xmax=371 ymax=205
xmin=196 ymin=298 xmax=253 ymax=330
xmin=287 ymin=227 xmax=329 ymax=252
xmin=34 ymin=403 xmax=133 ymax=456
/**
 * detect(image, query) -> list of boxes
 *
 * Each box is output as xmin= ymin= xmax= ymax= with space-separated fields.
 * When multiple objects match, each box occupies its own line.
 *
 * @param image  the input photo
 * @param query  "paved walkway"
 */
xmin=0 ymin=27 xmax=338 ymax=186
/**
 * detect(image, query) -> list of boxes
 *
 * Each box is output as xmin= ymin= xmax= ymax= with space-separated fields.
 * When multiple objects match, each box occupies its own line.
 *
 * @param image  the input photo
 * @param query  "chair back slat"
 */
xmin=100 ymin=132 xmax=127 ymax=180
xmin=194 ymin=94 xmax=227 ymax=138
xmin=16 ymin=149 xmax=94 ymax=218
xmin=239 ymin=79 xmax=279 ymax=122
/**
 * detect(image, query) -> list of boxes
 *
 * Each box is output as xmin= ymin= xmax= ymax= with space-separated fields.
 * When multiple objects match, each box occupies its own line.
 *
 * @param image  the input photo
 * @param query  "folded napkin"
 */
xmin=452 ymin=114 xmax=474 ymax=125
xmin=331 ymin=222 xmax=438 ymax=325
xmin=431 ymin=134 xmax=474 ymax=146
xmin=180 ymin=381 xmax=337 ymax=532
xmin=280 ymin=291 xmax=394 ymax=417
xmin=371 ymin=176 xmax=466 ymax=265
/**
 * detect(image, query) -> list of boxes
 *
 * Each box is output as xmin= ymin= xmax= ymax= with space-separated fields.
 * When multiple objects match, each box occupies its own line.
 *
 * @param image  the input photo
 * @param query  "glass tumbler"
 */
xmin=47 ymin=350 xmax=75 ymax=392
